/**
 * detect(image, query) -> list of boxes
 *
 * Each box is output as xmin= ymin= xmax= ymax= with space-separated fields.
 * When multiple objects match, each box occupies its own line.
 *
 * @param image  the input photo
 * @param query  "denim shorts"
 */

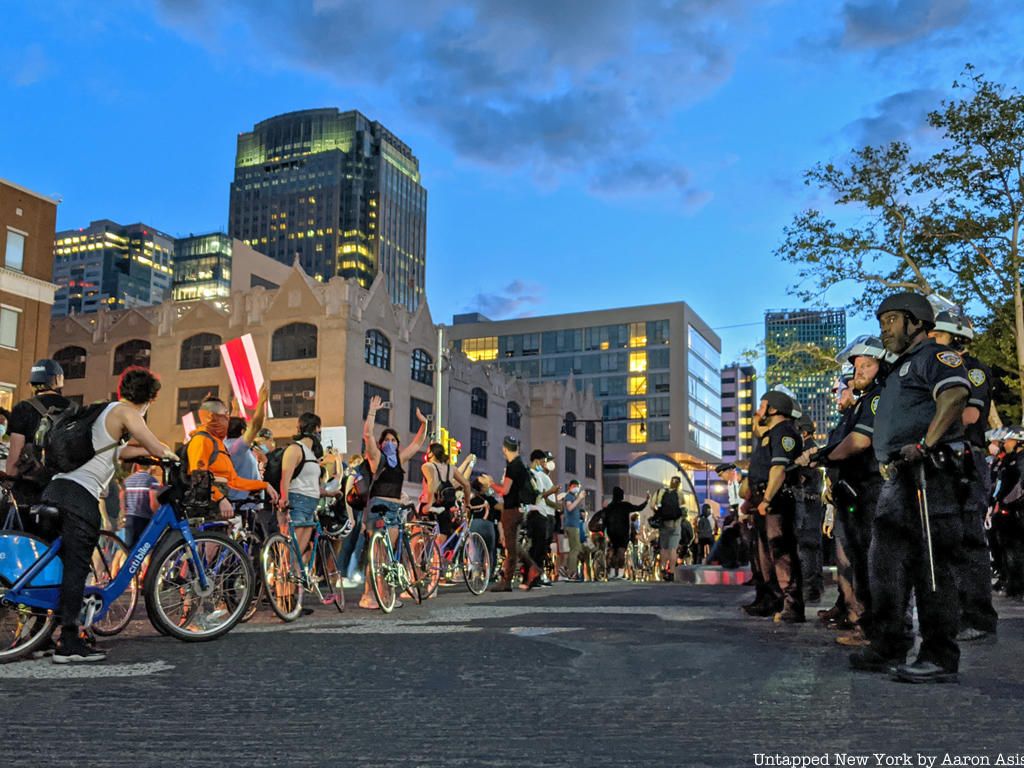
xmin=366 ymin=497 xmax=405 ymax=529
xmin=289 ymin=493 xmax=319 ymax=527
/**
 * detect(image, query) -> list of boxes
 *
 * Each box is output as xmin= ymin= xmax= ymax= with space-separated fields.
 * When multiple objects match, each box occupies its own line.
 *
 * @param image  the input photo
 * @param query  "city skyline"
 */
xmin=4 ymin=2 xmax=1023 ymax=364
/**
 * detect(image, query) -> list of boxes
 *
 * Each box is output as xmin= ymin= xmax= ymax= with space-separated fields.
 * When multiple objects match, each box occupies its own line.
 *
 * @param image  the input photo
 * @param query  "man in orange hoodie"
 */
xmin=187 ymin=397 xmax=278 ymax=517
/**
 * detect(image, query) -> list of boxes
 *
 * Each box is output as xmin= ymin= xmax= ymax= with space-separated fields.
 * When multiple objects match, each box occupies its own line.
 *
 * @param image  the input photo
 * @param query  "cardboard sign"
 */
xmin=220 ymin=333 xmax=272 ymax=419
xmin=320 ymin=427 xmax=347 ymax=455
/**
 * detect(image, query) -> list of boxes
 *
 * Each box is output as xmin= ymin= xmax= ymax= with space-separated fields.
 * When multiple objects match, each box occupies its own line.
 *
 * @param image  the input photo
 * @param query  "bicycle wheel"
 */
xmin=260 ymin=533 xmax=304 ymax=622
xmin=88 ymin=530 xmax=138 ymax=636
xmin=461 ymin=531 xmax=491 ymax=595
xmin=408 ymin=531 xmax=442 ymax=599
xmin=368 ymin=532 xmax=396 ymax=613
xmin=316 ymin=538 xmax=345 ymax=613
xmin=144 ymin=531 xmax=254 ymax=642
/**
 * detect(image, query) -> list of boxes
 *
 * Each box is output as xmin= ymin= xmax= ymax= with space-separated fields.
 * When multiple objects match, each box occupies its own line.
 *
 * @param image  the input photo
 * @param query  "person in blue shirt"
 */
xmin=562 ymin=480 xmax=585 ymax=581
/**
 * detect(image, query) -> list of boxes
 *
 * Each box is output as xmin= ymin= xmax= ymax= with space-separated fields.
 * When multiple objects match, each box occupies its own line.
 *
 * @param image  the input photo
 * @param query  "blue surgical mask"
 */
xmin=0 ymin=424 xmax=6 ymax=439
xmin=382 ymin=442 xmax=399 ymax=468
xmin=256 ymin=443 xmax=270 ymax=454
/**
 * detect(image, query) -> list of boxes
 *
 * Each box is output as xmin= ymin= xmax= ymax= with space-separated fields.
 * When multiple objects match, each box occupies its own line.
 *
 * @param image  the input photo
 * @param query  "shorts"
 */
xmin=288 ymin=493 xmax=319 ymax=527
xmin=659 ymin=519 xmax=681 ymax=553
xmin=367 ymin=498 xmax=405 ymax=529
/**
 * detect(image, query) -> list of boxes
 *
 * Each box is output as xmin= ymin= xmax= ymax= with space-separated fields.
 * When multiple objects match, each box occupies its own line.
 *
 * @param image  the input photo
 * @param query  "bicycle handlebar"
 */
xmin=133 ymin=456 xmax=182 ymax=468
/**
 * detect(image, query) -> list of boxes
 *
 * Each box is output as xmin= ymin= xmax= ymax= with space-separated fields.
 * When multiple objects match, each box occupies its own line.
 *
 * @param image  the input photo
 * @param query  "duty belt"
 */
xmin=879 ymin=462 xmax=900 ymax=482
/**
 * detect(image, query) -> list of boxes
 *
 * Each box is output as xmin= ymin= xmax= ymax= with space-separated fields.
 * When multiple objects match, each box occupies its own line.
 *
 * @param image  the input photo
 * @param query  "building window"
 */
xmin=585 ymin=453 xmax=596 ymax=479
xmin=410 ymin=397 xmax=432 ymax=433
xmin=65 ymin=394 xmax=84 ymax=407
xmin=363 ymin=383 xmax=390 ymax=426
xmin=177 ymin=385 xmax=219 ymax=419
xmin=272 ymin=322 xmax=317 ymax=361
xmin=564 ymin=412 xmax=577 ymax=437
xmin=411 ymin=348 xmax=433 ymax=385
xmin=54 ymin=345 xmax=87 ymax=379
xmin=365 ymin=329 xmax=391 ymax=370
xmin=506 ymin=401 xmax=521 ymax=429
xmin=461 ymin=337 xmax=498 ymax=362
xmin=470 ymin=427 xmax=488 ymax=460
xmin=270 ymin=378 xmax=316 ymax=419
xmin=113 ymin=339 xmax=151 ymax=375
xmin=471 ymin=387 xmax=488 ymax=417
xmin=4 ymin=230 xmax=25 ymax=272
xmin=565 ymin=446 xmax=577 ymax=474
xmin=585 ymin=489 xmax=596 ymax=511
xmin=585 ymin=421 xmax=596 ymax=444
xmin=0 ymin=307 xmax=19 ymax=349
xmin=627 ymin=422 xmax=646 ymax=444
xmin=180 ymin=332 xmax=223 ymax=370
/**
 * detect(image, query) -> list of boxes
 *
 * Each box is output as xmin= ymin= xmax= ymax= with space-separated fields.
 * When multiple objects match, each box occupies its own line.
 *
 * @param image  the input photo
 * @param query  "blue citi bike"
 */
xmin=0 ymin=457 xmax=255 ymax=662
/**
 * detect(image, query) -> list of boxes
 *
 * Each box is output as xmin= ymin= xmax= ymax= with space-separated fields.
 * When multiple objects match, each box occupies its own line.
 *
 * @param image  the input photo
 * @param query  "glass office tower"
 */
xmin=229 ymin=109 xmax=427 ymax=311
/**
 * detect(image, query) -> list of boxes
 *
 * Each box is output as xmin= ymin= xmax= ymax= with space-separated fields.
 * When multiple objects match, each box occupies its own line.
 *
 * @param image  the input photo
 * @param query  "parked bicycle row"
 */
xmin=0 ymin=360 xmax=679 ymax=666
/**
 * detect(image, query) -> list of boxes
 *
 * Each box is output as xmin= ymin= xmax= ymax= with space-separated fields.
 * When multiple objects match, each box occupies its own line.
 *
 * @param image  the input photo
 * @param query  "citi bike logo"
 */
xmin=129 ymin=542 xmax=152 ymax=575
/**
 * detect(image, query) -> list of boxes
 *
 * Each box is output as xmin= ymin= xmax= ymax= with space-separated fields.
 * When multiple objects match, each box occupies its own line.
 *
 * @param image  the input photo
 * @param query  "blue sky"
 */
xmin=3 ymin=0 xmax=1023 ymax=365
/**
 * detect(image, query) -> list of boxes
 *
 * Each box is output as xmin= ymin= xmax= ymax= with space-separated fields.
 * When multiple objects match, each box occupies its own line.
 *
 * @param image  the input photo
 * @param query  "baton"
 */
xmin=914 ymin=462 xmax=938 ymax=591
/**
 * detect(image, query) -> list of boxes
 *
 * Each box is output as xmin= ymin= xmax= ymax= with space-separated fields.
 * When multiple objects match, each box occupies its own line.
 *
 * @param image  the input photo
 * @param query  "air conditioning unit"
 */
xmin=480 ymin=441 xmax=489 ymax=447
xmin=301 ymin=390 xmax=316 ymax=400
xmin=426 ymin=363 xmax=435 ymax=371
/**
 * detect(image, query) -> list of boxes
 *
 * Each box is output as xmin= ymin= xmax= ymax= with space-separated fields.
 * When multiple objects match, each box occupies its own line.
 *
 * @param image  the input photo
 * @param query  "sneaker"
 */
xmin=322 ymin=594 xmax=340 ymax=606
xmin=31 ymin=637 xmax=56 ymax=659
xmin=53 ymin=635 xmax=107 ymax=664
xmin=341 ymin=577 xmax=360 ymax=589
xmin=956 ymin=627 xmax=992 ymax=642
xmin=891 ymin=660 xmax=959 ymax=684
xmin=773 ymin=608 xmax=806 ymax=624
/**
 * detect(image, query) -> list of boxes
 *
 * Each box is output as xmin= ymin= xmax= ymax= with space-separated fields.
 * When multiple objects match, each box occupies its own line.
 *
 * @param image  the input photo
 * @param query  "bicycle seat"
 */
xmin=28 ymin=504 xmax=61 ymax=525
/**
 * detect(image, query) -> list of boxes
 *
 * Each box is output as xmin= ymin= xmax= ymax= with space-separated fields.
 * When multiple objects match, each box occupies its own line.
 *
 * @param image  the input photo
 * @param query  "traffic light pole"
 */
xmin=434 ymin=323 xmax=445 ymax=440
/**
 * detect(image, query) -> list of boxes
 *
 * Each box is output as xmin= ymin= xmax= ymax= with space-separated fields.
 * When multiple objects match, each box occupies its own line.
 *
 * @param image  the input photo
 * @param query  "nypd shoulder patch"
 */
xmin=936 ymin=351 xmax=963 ymax=368
xmin=968 ymin=368 xmax=986 ymax=387
xmin=781 ymin=436 xmax=796 ymax=452
xmin=899 ymin=361 xmax=912 ymax=377
xmin=870 ymin=395 xmax=880 ymax=415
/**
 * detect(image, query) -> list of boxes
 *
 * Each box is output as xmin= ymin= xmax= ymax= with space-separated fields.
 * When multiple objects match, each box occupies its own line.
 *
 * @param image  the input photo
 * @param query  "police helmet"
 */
xmin=796 ymin=414 xmax=816 ymax=435
xmin=875 ymin=292 xmax=935 ymax=327
xmin=761 ymin=390 xmax=800 ymax=419
xmin=932 ymin=310 xmax=975 ymax=341
xmin=29 ymin=359 xmax=64 ymax=385
xmin=835 ymin=335 xmax=887 ymax=365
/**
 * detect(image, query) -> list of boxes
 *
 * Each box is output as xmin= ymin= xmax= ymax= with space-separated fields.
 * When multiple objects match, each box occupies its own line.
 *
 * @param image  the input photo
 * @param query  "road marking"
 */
xmin=508 ymin=627 xmax=582 ymax=637
xmin=0 ymin=660 xmax=174 ymax=680
xmin=299 ymin=623 xmax=482 ymax=635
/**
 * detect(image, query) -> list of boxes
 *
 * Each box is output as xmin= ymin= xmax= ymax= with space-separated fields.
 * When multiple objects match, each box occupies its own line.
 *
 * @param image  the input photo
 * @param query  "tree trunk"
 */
xmin=1014 ymin=249 xmax=1024 ymax=413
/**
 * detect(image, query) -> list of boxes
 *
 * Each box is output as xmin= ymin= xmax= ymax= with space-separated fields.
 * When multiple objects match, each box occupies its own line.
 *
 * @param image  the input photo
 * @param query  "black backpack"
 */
xmin=697 ymin=513 xmax=715 ymax=540
xmin=172 ymin=430 xmax=224 ymax=514
xmin=33 ymin=401 xmax=119 ymax=478
xmin=263 ymin=444 xmax=316 ymax=494
xmin=433 ymin=463 xmax=458 ymax=510
xmin=14 ymin=398 xmax=71 ymax=485
xmin=659 ymin=489 xmax=683 ymax=521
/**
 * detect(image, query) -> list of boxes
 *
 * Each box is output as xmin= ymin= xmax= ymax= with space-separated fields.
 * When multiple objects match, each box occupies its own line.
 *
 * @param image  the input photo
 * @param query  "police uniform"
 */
xmin=991 ymin=446 xmax=1024 ymax=597
xmin=795 ymin=435 xmax=825 ymax=600
xmin=750 ymin=419 xmax=804 ymax=617
xmin=829 ymin=380 xmax=884 ymax=636
xmin=956 ymin=352 xmax=999 ymax=635
xmin=745 ymin=436 xmax=782 ymax=613
xmin=868 ymin=339 xmax=970 ymax=672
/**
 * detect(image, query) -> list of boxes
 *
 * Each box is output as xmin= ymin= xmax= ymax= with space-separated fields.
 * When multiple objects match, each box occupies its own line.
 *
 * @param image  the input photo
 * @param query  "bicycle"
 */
xmin=366 ymin=503 xmax=427 ymax=613
xmin=410 ymin=504 xmax=490 ymax=598
xmin=588 ymin=532 xmax=609 ymax=582
xmin=0 ymin=457 xmax=255 ymax=662
xmin=260 ymin=504 xmax=347 ymax=622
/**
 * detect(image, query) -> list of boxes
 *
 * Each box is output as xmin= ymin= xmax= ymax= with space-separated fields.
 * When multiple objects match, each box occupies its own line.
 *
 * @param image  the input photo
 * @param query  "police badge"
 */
xmin=968 ymin=368 xmax=986 ymax=387
xmin=936 ymin=351 xmax=963 ymax=368
xmin=781 ymin=436 xmax=796 ymax=452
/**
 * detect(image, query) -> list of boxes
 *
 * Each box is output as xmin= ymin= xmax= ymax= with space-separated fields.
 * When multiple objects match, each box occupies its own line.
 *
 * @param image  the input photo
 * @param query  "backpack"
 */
xmin=433 ymin=463 xmax=458 ymax=510
xmin=659 ymin=489 xmax=683 ymax=521
xmin=697 ymin=513 xmax=715 ymax=540
xmin=14 ymin=398 xmax=71 ymax=485
xmin=33 ymin=400 xmax=119 ymax=478
xmin=345 ymin=461 xmax=374 ymax=511
xmin=173 ymin=430 xmax=224 ymax=514
xmin=264 ymin=443 xmax=318 ymax=493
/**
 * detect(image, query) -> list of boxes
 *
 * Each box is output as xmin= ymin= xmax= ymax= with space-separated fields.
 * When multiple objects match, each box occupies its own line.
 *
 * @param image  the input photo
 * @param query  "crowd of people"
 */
xmin=2 ymin=290 xmax=1021 ymax=682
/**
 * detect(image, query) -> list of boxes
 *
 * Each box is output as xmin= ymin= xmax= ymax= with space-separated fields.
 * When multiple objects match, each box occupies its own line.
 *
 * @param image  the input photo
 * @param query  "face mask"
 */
xmin=0 ymin=424 xmax=6 ymax=438
xmin=545 ymin=460 xmax=556 ymax=472
xmin=382 ymin=442 xmax=399 ymax=468
xmin=256 ymin=443 xmax=270 ymax=455
xmin=207 ymin=420 xmax=228 ymax=439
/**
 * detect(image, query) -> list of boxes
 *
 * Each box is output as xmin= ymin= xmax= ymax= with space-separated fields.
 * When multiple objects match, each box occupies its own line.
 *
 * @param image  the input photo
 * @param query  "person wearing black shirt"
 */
xmin=486 ymin=436 xmax=541 ymax=591
xmin=794 ymin=415 xmax=825 ymax=603
xmin=929 ymin=310 xmax=999 ymax=642
xmin=4 ymin=359 xmax=70 ymax=538
xmin=748 ymin=390 xmax=805 ymax=623
xmin=850 ymin=293 xmax=972 ymax=684
xmin=595 ymin=487 xmax=649 ymax=580
xmin=468 ymin=477 xmax=500 ymax=579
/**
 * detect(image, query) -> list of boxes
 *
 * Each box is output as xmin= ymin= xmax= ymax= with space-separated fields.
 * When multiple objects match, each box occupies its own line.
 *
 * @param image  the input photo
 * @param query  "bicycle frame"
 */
xmin=1 ymin=502 xmax=208 ymax=623
xmin=285 ymin=519 xmax=328 ymax=587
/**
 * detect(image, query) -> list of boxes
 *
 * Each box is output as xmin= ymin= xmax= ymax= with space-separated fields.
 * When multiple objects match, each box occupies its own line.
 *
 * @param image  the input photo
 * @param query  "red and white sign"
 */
xmin=182 ymin=412 xmax=197 ymax=440
xmin=220 ymin=334 xmax=272 ymax=420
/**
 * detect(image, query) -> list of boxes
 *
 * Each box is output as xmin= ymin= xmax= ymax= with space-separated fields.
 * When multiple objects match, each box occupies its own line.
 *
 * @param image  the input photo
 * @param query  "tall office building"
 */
xmin=229 ymin=108 xmax=427 ymax=311
xmin=720 ymin=363 xmax=757 ymax=463
xmin=171 ymin=233 xmax=292 ymax=302
xmin=764 ymin=308 xmax=846 ymax=439
xmin=448 ymin=302 xmax=722 ymax=473
xmin=52 ymin=219 xmax=173 ymax=317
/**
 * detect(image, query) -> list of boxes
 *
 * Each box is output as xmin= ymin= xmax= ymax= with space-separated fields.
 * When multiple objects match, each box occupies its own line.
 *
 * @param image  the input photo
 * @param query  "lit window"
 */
xmin=629 ymin=322 xmax=647 ymax=349
xmin=629 ymin=401 xmax=647 ymax=420
xmin=462 ymin=337 xmax=498 ymax=362
xmin=4 ymin=230 xmax=25 ymax=272
xmin=627 ymin=422 xmax=646 ymax=444
xmin=629 ymin=351 xmax=647 ymax=373
xmin=628 ymin=375 xmax=647 ymax=395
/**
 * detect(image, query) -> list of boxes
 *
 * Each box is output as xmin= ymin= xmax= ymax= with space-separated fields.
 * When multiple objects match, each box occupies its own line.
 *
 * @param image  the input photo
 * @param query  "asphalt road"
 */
xmin=1 ymin=581 xmax=1023 ymax=768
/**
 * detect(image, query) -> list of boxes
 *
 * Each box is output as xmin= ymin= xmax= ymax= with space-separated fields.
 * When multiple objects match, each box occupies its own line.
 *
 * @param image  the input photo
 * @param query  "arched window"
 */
xmin=365 ymin=329 xmax=391 ymax=370
xmin=53 ymin=346 xmax=87 ymax=380
xmin=113 ymin=339 xmax=151 ymax=375
xmin=272 ymin=322 xmax=317 ymax=361
xmin=180 ymin=332 xmax=223 ymax=370
xmin=411 ymin=348 xmax=433 ymax=385
xmin=564 ymin=411 xmax=577 ymax=438
xmin=471 ymin=387 xmax=488 ymax=418
xmin=506 ymin=401 xmax=521 ymax=429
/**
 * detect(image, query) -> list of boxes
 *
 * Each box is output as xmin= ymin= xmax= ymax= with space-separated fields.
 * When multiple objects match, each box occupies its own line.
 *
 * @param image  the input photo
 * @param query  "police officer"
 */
xmin=806 ymin=336 xmax=888 ymax=646
xmin=929 ymin=309 xmax=999 ymax=641
xmin=794 ymin=414 xmax=825 ymax=603
xmin=849 ymin=292 xmax=969 ymax=683
xmin=747 ymin=389 xmax=805 ymax=622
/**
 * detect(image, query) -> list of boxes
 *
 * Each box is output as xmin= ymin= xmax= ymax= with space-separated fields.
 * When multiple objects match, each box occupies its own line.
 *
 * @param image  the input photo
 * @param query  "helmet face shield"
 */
xmin=835 ymin=335 xmax=887 ymax=365
xmin=932 ymin=310 xmax=975 ymax=341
